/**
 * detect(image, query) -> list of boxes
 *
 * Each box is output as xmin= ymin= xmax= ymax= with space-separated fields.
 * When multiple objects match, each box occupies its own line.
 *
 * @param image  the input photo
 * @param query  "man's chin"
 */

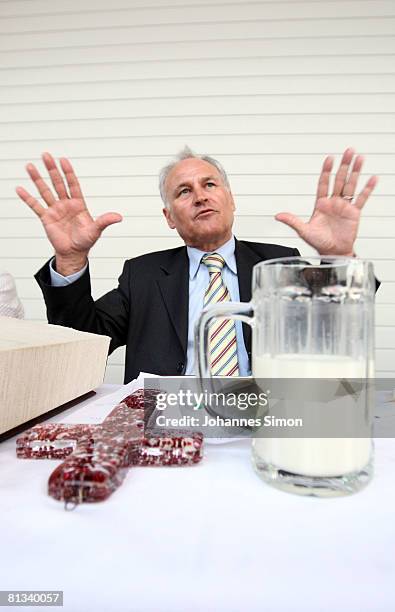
xmin=184 ymin=227 xmax=232 ymax=249
xmin=194 ymin=216 xmax=224 ymax=232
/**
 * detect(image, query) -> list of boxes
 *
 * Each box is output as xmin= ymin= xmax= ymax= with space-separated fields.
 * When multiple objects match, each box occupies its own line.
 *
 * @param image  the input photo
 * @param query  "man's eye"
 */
xmin=206 ymin=182 xmax=216 ymax=188
xmin=179 ymin=188 xmax=190 ymax=196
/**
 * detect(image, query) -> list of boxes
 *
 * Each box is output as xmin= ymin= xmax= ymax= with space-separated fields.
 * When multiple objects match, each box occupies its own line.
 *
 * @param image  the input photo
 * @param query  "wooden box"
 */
xmin=0 ymin=317 xmax=110 ymax=435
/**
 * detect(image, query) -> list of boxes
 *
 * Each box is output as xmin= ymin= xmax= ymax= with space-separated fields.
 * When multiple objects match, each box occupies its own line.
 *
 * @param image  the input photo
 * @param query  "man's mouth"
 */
xmin=195 ymin=209 xmax=216 ymax=219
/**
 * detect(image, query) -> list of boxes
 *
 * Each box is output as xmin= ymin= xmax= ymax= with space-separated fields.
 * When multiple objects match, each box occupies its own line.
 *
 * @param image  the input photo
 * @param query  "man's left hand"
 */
xmin=275 ymin=147 xmax=378 ymax=256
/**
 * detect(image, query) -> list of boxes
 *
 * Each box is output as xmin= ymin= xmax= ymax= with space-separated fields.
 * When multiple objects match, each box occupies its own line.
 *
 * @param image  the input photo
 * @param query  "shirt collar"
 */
xmin=187 ymin=235 xmax=237 ymax=279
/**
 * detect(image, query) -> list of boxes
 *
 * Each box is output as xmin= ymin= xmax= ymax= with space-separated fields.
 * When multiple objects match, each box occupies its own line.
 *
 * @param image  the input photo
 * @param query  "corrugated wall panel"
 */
xmin=0 ymin=0 xmax=394 ymax=383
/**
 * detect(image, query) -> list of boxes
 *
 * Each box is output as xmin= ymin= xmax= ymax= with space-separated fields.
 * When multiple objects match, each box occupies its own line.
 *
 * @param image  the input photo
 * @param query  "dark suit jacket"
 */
xmin=35 ymin=239 xmax=299 ymax=383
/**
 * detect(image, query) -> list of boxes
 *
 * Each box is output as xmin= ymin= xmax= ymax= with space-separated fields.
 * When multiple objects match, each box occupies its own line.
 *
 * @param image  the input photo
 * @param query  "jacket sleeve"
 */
xmin=35 ymin=259 xmax=131 ymax=355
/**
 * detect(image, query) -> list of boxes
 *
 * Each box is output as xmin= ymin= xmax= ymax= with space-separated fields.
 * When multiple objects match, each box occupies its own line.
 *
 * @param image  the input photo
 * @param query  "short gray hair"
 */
xmin=159 ymin=145 xmax=231 ymax=208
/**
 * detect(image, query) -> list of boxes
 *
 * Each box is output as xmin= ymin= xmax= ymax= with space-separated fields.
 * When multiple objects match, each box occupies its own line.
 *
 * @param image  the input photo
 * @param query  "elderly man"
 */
xmin=16 ymin=147 xmax=377 ymax=382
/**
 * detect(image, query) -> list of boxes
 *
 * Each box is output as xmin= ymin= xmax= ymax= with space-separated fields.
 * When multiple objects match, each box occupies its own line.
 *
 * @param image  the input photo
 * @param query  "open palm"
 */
xmin=275 ymin=148 xmax=378 ymax=257
xmin=16 ymin=153 xmax=122 ymax=259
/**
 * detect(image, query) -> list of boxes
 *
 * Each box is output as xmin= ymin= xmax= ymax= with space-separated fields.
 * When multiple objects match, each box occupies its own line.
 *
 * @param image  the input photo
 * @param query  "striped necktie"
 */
xmin=201 ymin=253 xmax=239 ymax=376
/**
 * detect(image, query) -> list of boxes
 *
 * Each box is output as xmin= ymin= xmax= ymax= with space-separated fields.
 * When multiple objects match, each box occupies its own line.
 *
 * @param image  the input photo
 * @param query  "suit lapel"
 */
xmin=235 ymin=239 xmax=263 ymax=352
xmin=156 ymin=247 xmax=189 ymax=356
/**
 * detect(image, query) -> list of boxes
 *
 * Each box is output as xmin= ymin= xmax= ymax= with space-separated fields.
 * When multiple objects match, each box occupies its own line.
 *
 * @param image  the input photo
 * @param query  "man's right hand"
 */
xmin=16 ymin=152 xmax=122 ymax=276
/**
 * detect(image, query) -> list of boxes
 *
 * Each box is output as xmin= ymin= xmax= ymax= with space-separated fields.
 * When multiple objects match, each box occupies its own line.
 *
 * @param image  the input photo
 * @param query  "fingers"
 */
xmin=316 ymin=155 xmax=334 ymax=200
xmin=22 ymin=153 xmax=85 ymax=205
xmin=15 ymin=186 xmax=46 ymax=218
xmin=326 ymin=148 xmax=375 ymax=205
xmin=25 ymin=162 xmax=57 ymax=207
xmin=95 ymin=212 xmax=123 ymax=233
xmin=42 ymin=152 xmax=69 ymax=200
xmin=354 ymin=176 xmax=378 ymax=210
xmin=275 ymin=212 xmax=307 ymax=239
xmin=59 ymin=157 xmax=85 ymax=201
xmin=341 ymin=154 xmax=364 ymax=199
xmin=332 ymin=147 xmax=355 ymax=196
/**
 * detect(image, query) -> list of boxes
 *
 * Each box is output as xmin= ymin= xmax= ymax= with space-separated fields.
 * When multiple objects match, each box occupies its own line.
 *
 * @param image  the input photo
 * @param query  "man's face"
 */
xmin=162 ymin=158 xmax=235 ymax=249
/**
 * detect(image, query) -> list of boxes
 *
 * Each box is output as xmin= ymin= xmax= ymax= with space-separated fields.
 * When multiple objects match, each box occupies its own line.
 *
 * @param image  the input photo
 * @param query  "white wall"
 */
xmin=1 ymin=0 xmax=394 ymax=382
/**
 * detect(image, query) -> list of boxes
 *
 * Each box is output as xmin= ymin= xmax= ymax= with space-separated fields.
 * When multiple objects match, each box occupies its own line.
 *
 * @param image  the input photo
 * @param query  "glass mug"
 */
xmin=196 ymin=256 xmax=376 ymax=496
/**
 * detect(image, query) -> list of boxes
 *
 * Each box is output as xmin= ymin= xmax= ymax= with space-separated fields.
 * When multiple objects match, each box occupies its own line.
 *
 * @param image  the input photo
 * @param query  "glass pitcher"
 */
xmin=196 ymin=256 xmax=376 ymax=496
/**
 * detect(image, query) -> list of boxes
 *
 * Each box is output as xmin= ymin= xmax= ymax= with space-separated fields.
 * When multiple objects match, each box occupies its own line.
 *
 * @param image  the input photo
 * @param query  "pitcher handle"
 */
xmin=195 ymin=301 xmax=255 ymax=380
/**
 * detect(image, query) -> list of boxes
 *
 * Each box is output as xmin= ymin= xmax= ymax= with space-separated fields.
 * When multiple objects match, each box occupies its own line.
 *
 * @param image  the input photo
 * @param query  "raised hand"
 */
xmin=275 ymin=148 xmax=378 ymax=256
xmin=16 ymin=153 xmax=122 ymax=275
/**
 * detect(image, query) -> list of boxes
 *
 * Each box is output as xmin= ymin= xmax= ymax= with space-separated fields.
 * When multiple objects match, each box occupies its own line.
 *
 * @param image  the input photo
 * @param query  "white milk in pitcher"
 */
xmin=252 ymin=354 xmax=372 ymax=477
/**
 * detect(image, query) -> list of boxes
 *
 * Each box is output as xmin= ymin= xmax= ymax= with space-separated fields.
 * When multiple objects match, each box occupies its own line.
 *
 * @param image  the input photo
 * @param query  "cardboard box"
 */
xmin=0 ymin=317 xmax=110 ymax=435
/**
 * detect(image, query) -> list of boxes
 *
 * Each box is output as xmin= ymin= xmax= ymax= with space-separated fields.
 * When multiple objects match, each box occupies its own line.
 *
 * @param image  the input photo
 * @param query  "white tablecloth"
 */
xmin=1 ymin=383 xmax=395 ymax=612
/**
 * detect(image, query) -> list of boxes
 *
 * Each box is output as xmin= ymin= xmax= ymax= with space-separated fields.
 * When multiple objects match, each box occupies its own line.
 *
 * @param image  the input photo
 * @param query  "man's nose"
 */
xmin=194 ymin=186 xmax=208 ymax=205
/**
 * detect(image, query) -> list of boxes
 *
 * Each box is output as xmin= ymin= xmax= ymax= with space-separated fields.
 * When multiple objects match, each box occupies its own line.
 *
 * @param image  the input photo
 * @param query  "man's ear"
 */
xmin=163 ymin=206 xmax=176 ymax=229
xmin=230 ymin=191 xmax=236 ymax=212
